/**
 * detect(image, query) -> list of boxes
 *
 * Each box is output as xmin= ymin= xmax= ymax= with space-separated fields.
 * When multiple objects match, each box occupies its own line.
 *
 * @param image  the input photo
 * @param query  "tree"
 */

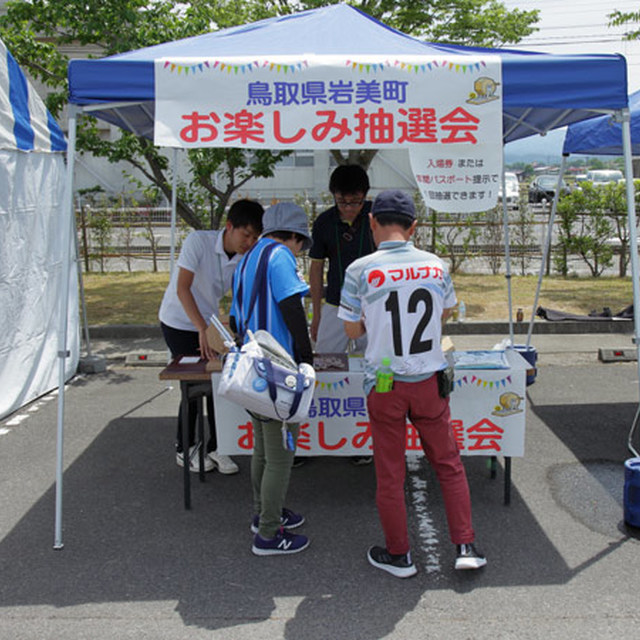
xmin=0 ymin=0 xmax=539 ymax=226
xmin=434 ymin=213 xmax=481 ymax=274
xmin=509 ymin=194 xmax=536 ymax=276
xmin=280 ymin=0 xmax=539 ymax=48
xmin=0 ymin=0 xmax=292 ymax=229
xmin=609 ymin=8 xmax=640 ymax=40
xmin=600 ymin=180 xmax=640 ymax=277
xmin=554 ymin=183 xmax=614 ymax=277
xmin=478 ymin=207 xmax=503 ymax=275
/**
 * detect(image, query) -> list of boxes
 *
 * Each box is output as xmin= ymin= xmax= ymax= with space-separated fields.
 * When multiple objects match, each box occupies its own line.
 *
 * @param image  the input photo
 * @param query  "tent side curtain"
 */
xmin=66 ymin=4 xmax=628 ymax=144
xmin=0 ymin=39 xmax=66 ymax=152
xmin=0 ymin=40 xmax=76 ymax=419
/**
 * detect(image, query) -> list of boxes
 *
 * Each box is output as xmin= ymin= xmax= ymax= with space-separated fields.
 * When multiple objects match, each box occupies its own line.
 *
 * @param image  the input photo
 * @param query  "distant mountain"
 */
xmin=504 ymin=128 xmax=566 ymax=163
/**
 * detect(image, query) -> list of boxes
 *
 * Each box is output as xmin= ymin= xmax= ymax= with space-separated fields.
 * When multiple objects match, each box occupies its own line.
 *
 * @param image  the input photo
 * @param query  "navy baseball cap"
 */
xmin=371 ymin=190 xmax=416 ymax=220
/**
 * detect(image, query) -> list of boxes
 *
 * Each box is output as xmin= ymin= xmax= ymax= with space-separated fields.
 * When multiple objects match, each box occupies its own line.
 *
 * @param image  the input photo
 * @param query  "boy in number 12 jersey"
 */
xmin=338 ymin=190 xmax=487 ymax=578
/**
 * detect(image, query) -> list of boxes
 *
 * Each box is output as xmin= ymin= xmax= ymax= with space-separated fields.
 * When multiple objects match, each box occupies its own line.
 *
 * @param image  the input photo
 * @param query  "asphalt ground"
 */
xmin=1 ymin=325 xmax=640 ymax=639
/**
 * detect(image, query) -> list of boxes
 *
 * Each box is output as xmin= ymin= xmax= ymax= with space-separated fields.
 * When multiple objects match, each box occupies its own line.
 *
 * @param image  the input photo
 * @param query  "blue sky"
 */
xmin=502 ymin=1 xmax=640 ymax=162
xmin=502 ymin=1 xmax=640 ymax=89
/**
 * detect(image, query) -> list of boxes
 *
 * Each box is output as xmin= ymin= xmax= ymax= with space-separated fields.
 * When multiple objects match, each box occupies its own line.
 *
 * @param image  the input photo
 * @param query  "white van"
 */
xmin=498 ymin=172 xmax=520 ymax=208
xmin=586 ymin=169 xmax=623 ymax=185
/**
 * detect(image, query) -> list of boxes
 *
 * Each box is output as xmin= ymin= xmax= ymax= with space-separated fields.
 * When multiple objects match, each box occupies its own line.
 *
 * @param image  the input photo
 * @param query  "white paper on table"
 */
xmin=452 ymin=350 xmax=509 ymax=369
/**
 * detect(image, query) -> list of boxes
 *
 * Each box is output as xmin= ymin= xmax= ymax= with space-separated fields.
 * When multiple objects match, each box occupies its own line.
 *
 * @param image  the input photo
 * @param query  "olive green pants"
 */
xmin=251 ymin=416 xmax=299 ymax=539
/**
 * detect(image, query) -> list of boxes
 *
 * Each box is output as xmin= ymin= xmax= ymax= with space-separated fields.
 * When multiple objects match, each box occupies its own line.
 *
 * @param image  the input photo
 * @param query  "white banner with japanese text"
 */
xmin=213 ymin=353 xmax=524 ymax=458
xmin=154 ymin=55 xmax=502 ymax=200
xmin=408 ymin=65 xmax=503 ymax=212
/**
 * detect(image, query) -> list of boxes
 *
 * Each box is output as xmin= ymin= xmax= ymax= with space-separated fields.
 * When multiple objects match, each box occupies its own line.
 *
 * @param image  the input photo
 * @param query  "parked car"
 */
xmin=498 ymin=172 xmax=520 ymax=209
xmin=586 ymin=169 xmax=623 ymax=185
xmin=528 ymin=174 xmax=570 ymax=203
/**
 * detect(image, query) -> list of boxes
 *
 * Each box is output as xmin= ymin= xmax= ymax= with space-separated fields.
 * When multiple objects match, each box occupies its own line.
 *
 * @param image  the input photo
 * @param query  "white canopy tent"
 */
xmin=0 ymin=38 xmax=78 ymax=421
xmin=58 ymin=4 xmax=638 ymax=547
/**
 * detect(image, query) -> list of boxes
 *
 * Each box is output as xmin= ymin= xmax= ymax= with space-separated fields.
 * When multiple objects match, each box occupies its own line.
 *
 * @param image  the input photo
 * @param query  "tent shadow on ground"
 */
xmin=528 ymin=396 xmax=640 ymax=541
xmin=1 ymin=392 xmax=625 ymax=635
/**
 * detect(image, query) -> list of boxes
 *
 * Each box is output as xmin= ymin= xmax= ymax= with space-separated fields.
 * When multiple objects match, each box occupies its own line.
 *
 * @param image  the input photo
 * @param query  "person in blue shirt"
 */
xmin=230 ymin=203 xmax=314 ymax=556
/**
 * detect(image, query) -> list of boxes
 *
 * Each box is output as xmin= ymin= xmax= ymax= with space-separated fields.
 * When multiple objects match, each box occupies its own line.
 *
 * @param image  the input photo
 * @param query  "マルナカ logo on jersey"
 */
xmin=368 ymin=269 xmax=386 ymax=288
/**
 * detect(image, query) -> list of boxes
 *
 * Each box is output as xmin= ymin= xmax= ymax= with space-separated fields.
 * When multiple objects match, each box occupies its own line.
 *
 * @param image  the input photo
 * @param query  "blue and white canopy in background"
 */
xmin=0 ymin=37 xmax=76 ymax=424
xmin=0 ymin=39 xmax=66 ymax=152
xmin=563 ymin=88 xmax=640 ymax=156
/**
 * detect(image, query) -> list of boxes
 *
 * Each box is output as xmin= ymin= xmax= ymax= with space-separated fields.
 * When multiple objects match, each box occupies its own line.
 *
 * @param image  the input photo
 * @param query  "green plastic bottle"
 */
xmin=375 ymin=357 xmax=394 ymax=393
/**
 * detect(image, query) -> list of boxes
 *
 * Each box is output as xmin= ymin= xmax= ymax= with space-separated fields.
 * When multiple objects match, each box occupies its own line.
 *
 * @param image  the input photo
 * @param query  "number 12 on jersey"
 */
xmin=384 ymin=288 xmax=436 ymax=357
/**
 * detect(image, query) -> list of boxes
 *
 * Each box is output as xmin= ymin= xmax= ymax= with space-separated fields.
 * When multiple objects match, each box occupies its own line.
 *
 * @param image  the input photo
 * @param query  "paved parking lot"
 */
xmin=1 ymin=333 xmax=639 ymax=639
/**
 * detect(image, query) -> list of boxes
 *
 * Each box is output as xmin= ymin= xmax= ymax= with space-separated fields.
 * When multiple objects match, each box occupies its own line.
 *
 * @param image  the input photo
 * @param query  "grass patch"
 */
xmin=81 ymin=271 xmax=634 ymax=325
xmin=83 ymin=272 xmax=170 ymax=325
xmin=455 ymin=274 xmax=633 ymax=321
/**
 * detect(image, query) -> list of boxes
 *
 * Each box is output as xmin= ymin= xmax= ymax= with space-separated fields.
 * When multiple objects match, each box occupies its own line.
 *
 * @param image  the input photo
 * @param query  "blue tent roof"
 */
xmin=1 ymin=39 xmax=66 ymax=152
xmin=67 ymin=4 xmax=628 ymax=144
xmin=563 ymin=89 xmax=640 ymax=156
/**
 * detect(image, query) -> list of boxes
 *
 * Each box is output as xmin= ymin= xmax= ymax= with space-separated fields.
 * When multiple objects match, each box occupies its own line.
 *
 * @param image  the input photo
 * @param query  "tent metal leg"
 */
xmin=488 ymin=456 xmax=511 ymax=504
xmin=54 ymin=104 xmax=79 ymax=550
xmin=525 ymin=156 xmax=567 ymax=349
xmin=628 ymin=407 xmax=640 ymax=458
xmin=620 ymin=115 xmax=640 ymax=457
xmin=180 ymin=381 xmax=192 ymax=510
xmin=500 ymin=149 xmax=514 ymax=346
xmin=504 ymin=457 xmax=511 ymax=505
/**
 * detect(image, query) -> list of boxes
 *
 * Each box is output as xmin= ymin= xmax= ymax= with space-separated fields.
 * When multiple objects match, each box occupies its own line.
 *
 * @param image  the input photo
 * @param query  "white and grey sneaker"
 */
xmin=455 ymin=543 xmax=487 ymax=570
xmin=176 ymin=444 xmax=214 ymax=473
xmin=207 ymin=451 xmax=239 ymax=475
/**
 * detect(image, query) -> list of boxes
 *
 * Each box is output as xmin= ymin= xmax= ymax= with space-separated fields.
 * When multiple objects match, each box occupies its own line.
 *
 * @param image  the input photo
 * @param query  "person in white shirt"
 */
xmin=159 ymin=199 xmax=263 ymax=474
xmin=338 ymin=190 xmax=486 ymax=578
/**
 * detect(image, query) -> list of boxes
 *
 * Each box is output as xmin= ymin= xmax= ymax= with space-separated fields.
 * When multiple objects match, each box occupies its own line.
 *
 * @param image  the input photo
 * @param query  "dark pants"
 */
xmin=161 ymin=322 xmax=216 ymax=453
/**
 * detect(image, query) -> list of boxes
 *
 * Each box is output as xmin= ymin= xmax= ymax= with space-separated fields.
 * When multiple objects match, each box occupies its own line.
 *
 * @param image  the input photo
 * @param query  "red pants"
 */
xmin=367 ymin=375 xmax=475 ymax=555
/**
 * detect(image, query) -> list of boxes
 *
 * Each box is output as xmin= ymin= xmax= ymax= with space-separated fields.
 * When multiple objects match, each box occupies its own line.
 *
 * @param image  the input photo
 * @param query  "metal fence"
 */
xmin=76 ymin=206 xmax=629 ymax=277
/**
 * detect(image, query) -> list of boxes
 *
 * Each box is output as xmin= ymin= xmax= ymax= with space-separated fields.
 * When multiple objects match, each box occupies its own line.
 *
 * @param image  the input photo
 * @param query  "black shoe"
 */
xmin=367 ymin=546 xmax=417 ymax=578
xmin=455 ymin=543 xmax=487 ymax=570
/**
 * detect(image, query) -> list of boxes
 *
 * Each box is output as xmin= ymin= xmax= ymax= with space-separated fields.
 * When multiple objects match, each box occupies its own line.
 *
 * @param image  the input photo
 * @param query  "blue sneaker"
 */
xmin=252 ymin=529 xmax=310 ymax=556
xmin=251 ymin=508 xmax=305 ymax=534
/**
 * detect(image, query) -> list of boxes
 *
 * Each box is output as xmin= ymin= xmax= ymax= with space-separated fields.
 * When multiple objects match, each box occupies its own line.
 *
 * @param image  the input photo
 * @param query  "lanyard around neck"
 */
xmin=335 ymin=214 xmax=367 ymax=285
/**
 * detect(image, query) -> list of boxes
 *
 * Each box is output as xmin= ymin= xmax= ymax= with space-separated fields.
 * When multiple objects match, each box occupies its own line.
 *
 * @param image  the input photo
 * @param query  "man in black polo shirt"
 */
xmin=308 ymin=164 xmax=375 ymax=466
xmin=309 ymin=164 xmax=374 ymax=354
